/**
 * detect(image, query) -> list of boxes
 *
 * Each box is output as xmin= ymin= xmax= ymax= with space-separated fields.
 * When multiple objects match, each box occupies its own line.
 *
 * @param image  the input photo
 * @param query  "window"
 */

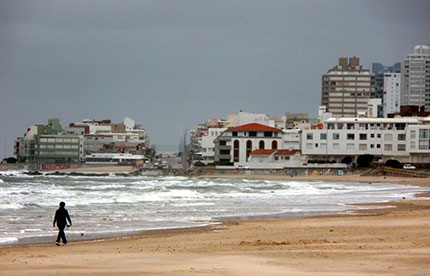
xmin=370 ymin=144 xmax=374 ymax=148
xmin=347 ymin=134 xmax=355 ymax=140
xmin=264 ymin=132 xmax=272 ymax=137
xmin=397 ymin=144 xmax=406 ymax=151
xmin=249 ymin=131 xmax=257 ymax=137
xmin=384 ymin=144 xmax=392 ymax=151
xmin=359 ymin=144 xmax=367 ymax=151
xmin=315 ymin=143 xmax=319 ymax=148
xmin=377 ymin=144 xmax=381 ymax=148
xmin=384 ymin=134 xmax=392 ymax=141
xmin=232 ymin=132 xmax=238 ymax=137
xmin=410 ymin=142 xmax=416 ymax=150
xmin=346 ymin=143 xmax=355 ymax=150
xmin=347 ymin=123 xmax=354 ymax=130
xmin=359 ymin=134 xmax=367 ymax=140
xmin=320 ymin=133 xmax=327 ymax=140
xmin=398 ymin=134 xmax=406 ymax=141
xmin=370 ymin=133 xmax=375 ymax=138
xmin=377 ymin=134 xmax=381 ymax=138
xmin=419 ymin=140 xmax=428 ymax=150
xmin=220 ymin=140 xmax=227 ymax=146
xmin=259 ymin=140 xmax=265 ymax=149
xmin=337 ymin=123 xmax=344 ymax=129
xmin=272 ymin=140 xmax=278 ymax=150
xmin=419 ymin=129 xmax=429 ymax=138
xmin=333 ymin=143 xmax=340 ymax=149
xmin=410 ymin=130 xmax=416 ymax=139
xmin=307 ymin=133 xmax=313 ymax=140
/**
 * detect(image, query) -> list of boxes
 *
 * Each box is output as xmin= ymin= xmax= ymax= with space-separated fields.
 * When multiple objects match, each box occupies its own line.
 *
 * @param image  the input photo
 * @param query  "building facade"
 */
xmin=372 ymin=62 xmax=400 ymax=117
xmin=321 ymin=57 xmax=376 ymax=117
xmin=383 ymin=73 xmax=401 ymax=117
xmin=401 ymin=45 xmax=430 ymax=110
xmin=214 ymin=123 xmax=282 ymax=165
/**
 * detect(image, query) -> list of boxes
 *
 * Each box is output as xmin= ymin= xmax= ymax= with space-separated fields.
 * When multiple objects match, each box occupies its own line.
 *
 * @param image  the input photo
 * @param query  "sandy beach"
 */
xmin=1 ymin=174 xmax=430 ymax=275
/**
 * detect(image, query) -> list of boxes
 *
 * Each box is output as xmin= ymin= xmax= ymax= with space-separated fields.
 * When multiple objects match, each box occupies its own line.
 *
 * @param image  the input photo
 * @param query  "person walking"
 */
xmin=53 ymin=201 xmax=72 ymax=246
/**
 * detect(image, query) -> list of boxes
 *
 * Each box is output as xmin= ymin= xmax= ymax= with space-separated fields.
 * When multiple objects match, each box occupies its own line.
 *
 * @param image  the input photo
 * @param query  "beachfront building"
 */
xmin=301 ymin=116 xmax=430 ymax=164
xmin=70 ymin=118 xmax=148 ymax=156
xmin=321 ymin=57 xmax=376 ymax=117
xmin=190 ymin=111 xmax=280 ymax=165
xmin=383 ymin=73 xmax=401 ymax=117
xmin=15 ymin=119 xmax=84 ymax=164
xmin=247 ymin=149 xmax=306 ymax=168
xmin=214 ymin=123 xmax=283 ymax=165
xmin=401 ymin=45 xmax=430 ymax=110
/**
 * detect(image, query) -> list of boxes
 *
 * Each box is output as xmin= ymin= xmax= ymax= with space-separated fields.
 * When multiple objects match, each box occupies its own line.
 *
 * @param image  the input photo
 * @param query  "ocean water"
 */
xmin=0 ymin=171 xmax=429 ymax=245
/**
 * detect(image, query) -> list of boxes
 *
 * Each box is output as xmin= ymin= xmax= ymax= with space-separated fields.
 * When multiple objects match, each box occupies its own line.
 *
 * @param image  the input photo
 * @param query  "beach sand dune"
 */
xmin=1 ymin=198 xmax=429 ymax=275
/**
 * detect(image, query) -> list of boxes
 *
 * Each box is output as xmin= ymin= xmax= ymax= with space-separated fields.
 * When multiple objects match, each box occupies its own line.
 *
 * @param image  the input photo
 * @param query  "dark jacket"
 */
xmin=53 ymin=207 xmax=72 ymax=227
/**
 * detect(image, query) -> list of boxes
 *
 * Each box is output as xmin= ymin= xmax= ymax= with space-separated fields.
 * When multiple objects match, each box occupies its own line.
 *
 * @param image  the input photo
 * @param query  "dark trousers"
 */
xmin=56 ymin=225 xmax=67 ymax=244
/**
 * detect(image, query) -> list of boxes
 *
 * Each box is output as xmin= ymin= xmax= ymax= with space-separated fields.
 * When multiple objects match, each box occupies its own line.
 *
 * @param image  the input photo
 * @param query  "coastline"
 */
xmin=1 ymin=172 xmax=430 ymax=275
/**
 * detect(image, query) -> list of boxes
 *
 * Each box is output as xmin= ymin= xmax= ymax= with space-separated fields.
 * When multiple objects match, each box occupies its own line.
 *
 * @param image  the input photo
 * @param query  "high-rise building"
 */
xmin=372 ymin=62 xmax=400 ymax=117
xmin=383 ymin=73 xmax=401 ymax=117
xmin=401 ymin=45 xmax=430 ymax=110
xmin=321 ymin=57 xmax=376 ymax=117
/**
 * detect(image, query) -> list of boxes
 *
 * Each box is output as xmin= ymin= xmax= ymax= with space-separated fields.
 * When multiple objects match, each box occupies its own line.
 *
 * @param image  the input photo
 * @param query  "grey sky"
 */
xmin=1 ymin=0 xmax=429 ymax=156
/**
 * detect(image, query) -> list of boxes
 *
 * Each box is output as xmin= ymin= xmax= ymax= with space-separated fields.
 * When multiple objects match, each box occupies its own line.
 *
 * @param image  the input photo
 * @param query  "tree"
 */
xmin=341 ymin=156 xmax=352 ymax=165
xmin=356 ymin=154 xmax=374 ymax=168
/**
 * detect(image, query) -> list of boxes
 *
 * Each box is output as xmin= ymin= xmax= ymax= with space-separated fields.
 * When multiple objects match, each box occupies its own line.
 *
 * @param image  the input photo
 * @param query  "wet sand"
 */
xmin=1 ymin=174 xmax=430 ymax=275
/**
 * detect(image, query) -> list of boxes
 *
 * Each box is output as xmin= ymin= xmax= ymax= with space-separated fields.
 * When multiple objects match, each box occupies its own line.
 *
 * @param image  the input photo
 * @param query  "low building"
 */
xmin=214 ymin=123 xmax=282 ymax=165
xmin=301 ymin=116 xmax=430 ymax=164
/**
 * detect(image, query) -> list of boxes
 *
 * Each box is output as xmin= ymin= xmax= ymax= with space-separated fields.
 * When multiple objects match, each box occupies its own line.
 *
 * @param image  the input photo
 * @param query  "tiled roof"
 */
xmin=249 ymin=149 xmax=276 ymax=156
xmin=230 ymin=123 xmax=281 ymax=131
xmin=275 ymin=150 xmax=301 ymax=156
xmin=311 ymin=123 xmax=324 ymax=129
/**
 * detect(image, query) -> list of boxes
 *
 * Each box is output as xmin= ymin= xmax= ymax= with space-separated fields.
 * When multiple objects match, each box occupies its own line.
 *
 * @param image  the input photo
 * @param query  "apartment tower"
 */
xmin=401 ymin=45 xmax=430 ymax=110
xmin=321 ymin=57 xmax=376 ymax=117
xmin=383 ymin=73 xmax=401 ymax=117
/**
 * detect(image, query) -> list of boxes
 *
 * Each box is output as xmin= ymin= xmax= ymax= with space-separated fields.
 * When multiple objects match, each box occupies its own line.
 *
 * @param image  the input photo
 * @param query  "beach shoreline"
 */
xmin=1 ymin=172 xmax=429 ymax=275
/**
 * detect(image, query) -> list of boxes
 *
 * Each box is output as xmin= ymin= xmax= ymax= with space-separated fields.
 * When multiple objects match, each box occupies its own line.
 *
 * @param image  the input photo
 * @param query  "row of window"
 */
xmin=40 ymin=137 xmax=79 ymax=143
xmin=306 ymin=143 xmax=406 ymax=151
xmin=39 ymin=144 xmax=79 ymax=149
xmin=306 ymin=133 xmax=406 ymax=141
xmin=38 ymin=151 xmax=79 ymax=156
xmin=326 ymin=123 xmax=406 ymax=130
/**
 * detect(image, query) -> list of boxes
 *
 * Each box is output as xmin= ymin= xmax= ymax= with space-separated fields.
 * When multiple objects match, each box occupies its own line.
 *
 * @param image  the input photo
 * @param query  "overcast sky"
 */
xmin=0 ymin=0 xmax=429 ymax=156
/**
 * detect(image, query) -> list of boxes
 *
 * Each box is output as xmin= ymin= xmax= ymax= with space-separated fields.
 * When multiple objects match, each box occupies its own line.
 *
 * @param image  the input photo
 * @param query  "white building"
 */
xmin=214 ymin=123 xmax=283 ymax=165
xmin=401 ymin=45 xmax=430 ymax=110
xmin=200 ymin=127 xmax=227 ymax=164
xmin=383 ymin=73 xmax=401 ymax=117
xmin=301 ymin=117 xmax=430 ymax=163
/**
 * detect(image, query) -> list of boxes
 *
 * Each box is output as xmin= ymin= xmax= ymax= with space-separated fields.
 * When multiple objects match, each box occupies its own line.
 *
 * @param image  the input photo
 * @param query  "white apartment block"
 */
xmin=383 ymin=73 xmax=401 ymax=117
xmin=200 ymin=127 xmax=227 ymax=164
xmin=302 ymin=117 xmax=430 ymax=163
xmin=401 ymin=45 xmax=430 ymax=110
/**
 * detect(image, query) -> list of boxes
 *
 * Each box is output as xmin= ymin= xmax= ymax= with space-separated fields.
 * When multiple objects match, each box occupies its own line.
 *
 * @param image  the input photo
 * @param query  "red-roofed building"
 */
xmin=214 ymin=123 xmax=282 ymax=165
xmin=230 ymin=123 xmax=281 ymax=132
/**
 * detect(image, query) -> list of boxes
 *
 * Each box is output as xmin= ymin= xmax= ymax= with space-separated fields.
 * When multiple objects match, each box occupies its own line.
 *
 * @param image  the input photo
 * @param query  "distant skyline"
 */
xmin=1 ymin=0 xmax=429 ymax=157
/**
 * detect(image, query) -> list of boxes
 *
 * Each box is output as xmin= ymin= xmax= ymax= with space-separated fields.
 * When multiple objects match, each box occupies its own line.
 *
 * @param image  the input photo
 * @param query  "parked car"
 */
xmin=403 ymin=164 xmax=416 ymax=170
xmin=235 ymin=164 xmax=249 ymax=169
